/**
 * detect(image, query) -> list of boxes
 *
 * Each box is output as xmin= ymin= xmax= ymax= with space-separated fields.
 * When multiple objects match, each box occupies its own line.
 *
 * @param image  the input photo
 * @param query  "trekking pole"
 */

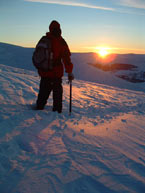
xmin=69 ymin=80 xmax=72 ymax=115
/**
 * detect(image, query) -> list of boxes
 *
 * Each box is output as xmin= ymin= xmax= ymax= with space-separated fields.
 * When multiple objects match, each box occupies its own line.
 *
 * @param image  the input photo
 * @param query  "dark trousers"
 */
xmin=36 ymin=77 xmax=63 ymax=111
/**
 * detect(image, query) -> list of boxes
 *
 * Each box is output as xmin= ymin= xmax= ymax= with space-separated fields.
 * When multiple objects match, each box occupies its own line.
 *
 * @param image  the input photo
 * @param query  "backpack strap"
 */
xmin=37 ymin=36 xmax=51 ymax=50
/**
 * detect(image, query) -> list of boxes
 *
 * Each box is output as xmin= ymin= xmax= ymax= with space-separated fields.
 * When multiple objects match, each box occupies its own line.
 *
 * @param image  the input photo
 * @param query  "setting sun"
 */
xmin=95 ymin=47 xmax=117 ymax=63
xmin=98 ymin=47 xmax=110 ymax=58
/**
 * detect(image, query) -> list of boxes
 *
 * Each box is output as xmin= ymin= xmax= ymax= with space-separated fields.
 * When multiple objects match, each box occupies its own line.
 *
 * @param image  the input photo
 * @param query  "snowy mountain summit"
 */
xmin=0 ymin=43 xmax=145 ymax=193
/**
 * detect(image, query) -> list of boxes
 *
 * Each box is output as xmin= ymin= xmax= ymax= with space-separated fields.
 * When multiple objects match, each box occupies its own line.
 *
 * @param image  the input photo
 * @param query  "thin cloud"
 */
xmin=118 ymin=0 xmax=145 ymax=9
xmin=24 ymin=0 xmax=115 ymax=11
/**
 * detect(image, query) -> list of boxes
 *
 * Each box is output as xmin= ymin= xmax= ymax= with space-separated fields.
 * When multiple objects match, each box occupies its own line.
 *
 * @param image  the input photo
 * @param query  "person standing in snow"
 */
xmin=36 ymin=20 xmax=74 ymax=113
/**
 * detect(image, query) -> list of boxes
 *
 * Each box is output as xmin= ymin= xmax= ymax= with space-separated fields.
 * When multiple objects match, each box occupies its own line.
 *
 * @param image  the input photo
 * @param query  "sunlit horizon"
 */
xmin=95 ymin=47 xmax=111 ymax=58
xmin=1 ymin=0 xmax=145 ymax=55
xmin=1 ymin=40 xmax=145 ymax=55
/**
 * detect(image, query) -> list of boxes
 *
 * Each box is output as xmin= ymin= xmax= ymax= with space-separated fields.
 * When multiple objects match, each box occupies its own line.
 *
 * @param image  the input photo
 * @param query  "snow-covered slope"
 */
xmin=0 ymin=64 xmax=145 ymax=193
xmin=71 ymin=53 xmax=145 ymax=92
xmin=0 ymin=42 xmax=35 ymax=71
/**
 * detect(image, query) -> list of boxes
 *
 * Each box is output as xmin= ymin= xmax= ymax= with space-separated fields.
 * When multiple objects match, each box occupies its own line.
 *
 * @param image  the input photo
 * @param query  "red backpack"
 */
xmin=32 ymin=36 xmax=53 ymax=71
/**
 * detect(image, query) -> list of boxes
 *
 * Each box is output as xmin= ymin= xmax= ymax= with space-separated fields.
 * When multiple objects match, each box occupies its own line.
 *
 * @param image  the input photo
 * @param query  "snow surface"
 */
xmin=0 ymin=43 xmax=145 ymax=193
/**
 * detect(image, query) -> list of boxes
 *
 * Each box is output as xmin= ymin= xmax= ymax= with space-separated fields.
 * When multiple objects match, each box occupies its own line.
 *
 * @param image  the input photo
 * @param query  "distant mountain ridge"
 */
xmin=0 ymin=42 xmax=35 ymax=71
xmin=0 ymin=42 xmax=145 ymax=71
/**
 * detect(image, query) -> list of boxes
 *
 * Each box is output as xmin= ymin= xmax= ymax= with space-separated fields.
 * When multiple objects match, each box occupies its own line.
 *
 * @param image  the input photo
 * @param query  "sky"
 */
xmin=0 ymin=0 xmax=145 ymax=54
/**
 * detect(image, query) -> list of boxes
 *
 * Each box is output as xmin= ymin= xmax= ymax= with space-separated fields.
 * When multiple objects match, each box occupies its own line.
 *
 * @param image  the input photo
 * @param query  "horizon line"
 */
xmin=0 ymin=41 xmax=145 ymax=55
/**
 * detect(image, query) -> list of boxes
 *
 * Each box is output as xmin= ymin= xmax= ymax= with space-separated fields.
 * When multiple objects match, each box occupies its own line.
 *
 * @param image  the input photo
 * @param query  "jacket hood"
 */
xmin=48 ymin=20 xmax=62 ymax=37
xmin=49 ymin=20 xmax=61 ymax=32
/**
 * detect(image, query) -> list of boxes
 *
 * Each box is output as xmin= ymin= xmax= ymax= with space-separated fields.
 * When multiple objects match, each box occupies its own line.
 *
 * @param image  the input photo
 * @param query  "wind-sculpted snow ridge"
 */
xmin=0 ymin=64 xmax=145 ymax=193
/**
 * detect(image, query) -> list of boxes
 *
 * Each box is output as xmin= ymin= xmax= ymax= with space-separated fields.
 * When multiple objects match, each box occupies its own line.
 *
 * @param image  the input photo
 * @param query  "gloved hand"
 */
xmin=68 ymin=72 xmax=74 ymax=81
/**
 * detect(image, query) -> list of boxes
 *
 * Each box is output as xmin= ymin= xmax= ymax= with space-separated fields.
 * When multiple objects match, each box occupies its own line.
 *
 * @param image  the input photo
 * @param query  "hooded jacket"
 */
xmin=38 ymin=21 xmax=73 ymax=78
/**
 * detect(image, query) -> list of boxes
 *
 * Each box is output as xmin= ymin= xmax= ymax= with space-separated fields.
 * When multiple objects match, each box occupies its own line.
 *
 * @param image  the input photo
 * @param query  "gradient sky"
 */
xmin=0 ymin=0 xmax=145 ymax=54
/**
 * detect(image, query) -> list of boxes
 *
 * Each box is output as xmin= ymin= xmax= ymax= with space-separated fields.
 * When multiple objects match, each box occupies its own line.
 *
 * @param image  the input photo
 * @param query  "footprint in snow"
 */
xmin=93 ymin=122 xmax=98 ymax=126
xmin=72 ymin=132 xmax=76 ymax=137
xmin=74 ymin=121 xmax=79 ymax=125
xmin=121 ymin=119 xmax=127 ymax=123
xmin=80 ymin=129 xmax=84 ymax=133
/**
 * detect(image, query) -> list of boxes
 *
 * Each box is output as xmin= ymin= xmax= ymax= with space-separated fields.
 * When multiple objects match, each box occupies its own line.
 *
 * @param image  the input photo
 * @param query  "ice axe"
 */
xmin=69 ymin=79 xmax=72 ymax=115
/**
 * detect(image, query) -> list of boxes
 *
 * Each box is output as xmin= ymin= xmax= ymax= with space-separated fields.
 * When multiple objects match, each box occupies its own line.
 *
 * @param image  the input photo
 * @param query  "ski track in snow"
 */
xmin=0 ymin=64 xmax=145 ymax=193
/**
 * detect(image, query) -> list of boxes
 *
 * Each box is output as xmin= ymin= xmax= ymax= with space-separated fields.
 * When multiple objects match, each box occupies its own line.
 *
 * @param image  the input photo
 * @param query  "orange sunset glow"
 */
xmin=94 ymin=47 xmax=117 ymax=63
xmin=98 ymin=47 xmax=110 ymax=58
xmin=95 ymin=47 xmax=111 ymax=58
